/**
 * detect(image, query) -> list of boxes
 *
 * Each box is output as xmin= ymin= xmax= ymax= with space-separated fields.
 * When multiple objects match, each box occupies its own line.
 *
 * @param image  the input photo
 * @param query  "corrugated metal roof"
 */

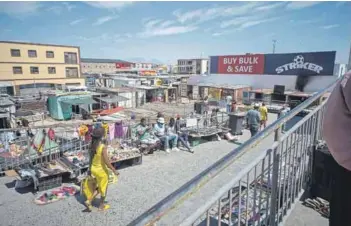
xmin=0 ymin=98 xmax=14 ymax=107
xmin=81 ymin=58 xmax=130 ymax=64
xmin=96 ymin=95 xmax=129 ymax=103
xmin=60 ymin=97 xmax=96 ymax=105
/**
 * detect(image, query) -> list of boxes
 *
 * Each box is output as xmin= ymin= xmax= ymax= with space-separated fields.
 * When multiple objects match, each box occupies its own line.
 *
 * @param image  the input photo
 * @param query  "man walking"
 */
xmin=246 ymin=103 xmax=261 ymax=137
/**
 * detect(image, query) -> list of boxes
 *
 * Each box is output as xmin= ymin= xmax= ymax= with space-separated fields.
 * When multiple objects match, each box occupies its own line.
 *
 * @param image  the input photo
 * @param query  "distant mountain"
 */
xmin=126 ymin=57 xmax=165 ymax=64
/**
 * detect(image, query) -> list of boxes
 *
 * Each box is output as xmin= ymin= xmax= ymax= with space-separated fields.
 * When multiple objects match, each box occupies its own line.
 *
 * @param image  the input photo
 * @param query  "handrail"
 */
xmin=127 ymin=78 xmax=339 ymax=226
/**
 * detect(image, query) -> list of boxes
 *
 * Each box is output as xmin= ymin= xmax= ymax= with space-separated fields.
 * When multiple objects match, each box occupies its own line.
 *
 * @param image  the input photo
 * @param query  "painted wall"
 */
xmin=187 ymin=74 xmax=337 ymax=93
xmin=0 ymin=42 xmax=81 ymax=81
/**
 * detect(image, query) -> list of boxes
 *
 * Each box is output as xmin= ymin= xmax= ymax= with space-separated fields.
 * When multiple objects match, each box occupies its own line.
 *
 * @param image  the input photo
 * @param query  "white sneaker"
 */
xmin=165 ymin=149 xmax=171 ymax=153
xmin=172 ymin=147 xmax=180 ymax=152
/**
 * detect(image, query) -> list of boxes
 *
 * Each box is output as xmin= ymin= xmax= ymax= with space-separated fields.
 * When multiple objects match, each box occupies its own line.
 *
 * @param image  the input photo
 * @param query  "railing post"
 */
xmin=269 ymin=128 xmax=281 ymax=226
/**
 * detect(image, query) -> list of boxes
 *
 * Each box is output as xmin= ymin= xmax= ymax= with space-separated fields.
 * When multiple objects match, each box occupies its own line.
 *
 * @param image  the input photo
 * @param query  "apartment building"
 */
xmin=334 ymin=63 xmax=348 ymax=78
xmin=0 ymin=41 xmax=84 ymax=95
xmin=177 ymin=58 xmax=209 ymax=75
xmin=81 ymin=58 xmax=132 ymax=74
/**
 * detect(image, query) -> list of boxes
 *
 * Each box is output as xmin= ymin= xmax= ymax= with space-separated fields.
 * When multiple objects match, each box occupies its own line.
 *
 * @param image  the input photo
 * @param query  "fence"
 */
xmin=127 ymin=78 xmax=337 ymax=226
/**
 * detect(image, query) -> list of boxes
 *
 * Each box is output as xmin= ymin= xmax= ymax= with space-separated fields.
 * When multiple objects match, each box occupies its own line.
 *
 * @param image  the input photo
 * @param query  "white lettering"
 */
xmin=224 ymin=57 xmax=237 ymax=64
xmin=235 ymin=65 xmax=253 ymax=73
xmin=276 ymin=62 xmax=324 ymax=74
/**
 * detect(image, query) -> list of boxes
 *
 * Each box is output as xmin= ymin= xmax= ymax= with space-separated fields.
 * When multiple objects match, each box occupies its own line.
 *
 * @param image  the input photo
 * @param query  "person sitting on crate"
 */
xmin=323 ymin=71 xmax=351 ymax=226
xmin=171 ymin=117 xmax=193 ymax=153
xmin=135 ymin=118 xmax=160 ymax=154
xmin=154 ymin=117 xmax=179 ymax=153
xmin=84 ymin=128 xmax=119 ymax=212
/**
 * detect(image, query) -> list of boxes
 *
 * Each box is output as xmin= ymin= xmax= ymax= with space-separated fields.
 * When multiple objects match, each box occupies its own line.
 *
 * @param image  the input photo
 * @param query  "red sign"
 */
xmin=116 ymin=63 xmax=131 ymax=69
xmin=217 ymin=54 xmax=265 ymax=74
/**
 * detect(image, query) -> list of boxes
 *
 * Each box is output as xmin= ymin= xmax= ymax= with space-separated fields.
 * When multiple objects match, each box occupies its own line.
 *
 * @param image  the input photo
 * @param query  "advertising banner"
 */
xmin=264 ymin=51 xmax=336 ymax=76
xmin=214 ymin=54 xmax=265 ymax=74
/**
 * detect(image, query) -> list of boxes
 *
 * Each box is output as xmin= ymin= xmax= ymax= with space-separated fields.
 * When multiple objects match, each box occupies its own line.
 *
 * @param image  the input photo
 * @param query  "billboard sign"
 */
xmin=264 ymin=51 xmax=336 ymax=76
xmin=212 ymin=54 xmax=265 ymax=74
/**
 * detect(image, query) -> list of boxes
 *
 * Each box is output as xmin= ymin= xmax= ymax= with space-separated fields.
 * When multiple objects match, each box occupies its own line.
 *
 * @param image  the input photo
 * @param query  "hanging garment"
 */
xmin=85 ymin=125 xmax=93 ymax=142
xmin=78 ymin=125 xmax=89 ymax=137
xmin=123 ymin=126 xmax=129 ymax=137
xmin=102 ymin=123 xmax=109 ymax=139
xmin=72 ymin=128 xmax=79 ymax=139
xmin=108 ymin=124 xmax=115 ymax=140
xmin=48 ymin=128 xmax=55 ymax=140
xmin=115 ymin=122 xmax=124 ymax=138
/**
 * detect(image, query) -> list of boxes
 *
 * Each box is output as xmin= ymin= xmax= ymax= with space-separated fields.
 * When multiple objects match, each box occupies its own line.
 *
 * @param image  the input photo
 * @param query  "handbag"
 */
xmin=81 ymin=175 xmax=97 ymax=200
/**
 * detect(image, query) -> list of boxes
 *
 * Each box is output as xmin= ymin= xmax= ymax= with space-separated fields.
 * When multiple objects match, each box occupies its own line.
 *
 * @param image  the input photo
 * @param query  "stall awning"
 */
xmin=96 ymin=96 xmax=129 ymax=103
xmin=60 ymin=97 xmax=96 ymax=105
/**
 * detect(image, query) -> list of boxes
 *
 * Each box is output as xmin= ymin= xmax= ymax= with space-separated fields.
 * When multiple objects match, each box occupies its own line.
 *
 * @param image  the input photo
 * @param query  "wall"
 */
xmin=334 ymin=63 xmax=348 ymax=78
xmin=200 ymin=59 xmax=208 ymax=74
xmin=0 ymin=42 xmax=81 ymax=81
xmin=187 ymin=74 xmax=337 ymax=93
xmin=81 ymin=62 xmax=116 ymax=74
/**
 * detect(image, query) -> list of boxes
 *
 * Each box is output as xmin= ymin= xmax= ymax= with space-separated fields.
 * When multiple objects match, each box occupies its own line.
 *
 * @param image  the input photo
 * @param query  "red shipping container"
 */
xmin=217 ymin=54 xmax=265 ymax=74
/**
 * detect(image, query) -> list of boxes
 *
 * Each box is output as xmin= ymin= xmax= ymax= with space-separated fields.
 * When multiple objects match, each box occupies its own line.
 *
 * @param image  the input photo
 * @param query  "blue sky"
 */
xmin=0 ymin=1 xmax=350 ymax=64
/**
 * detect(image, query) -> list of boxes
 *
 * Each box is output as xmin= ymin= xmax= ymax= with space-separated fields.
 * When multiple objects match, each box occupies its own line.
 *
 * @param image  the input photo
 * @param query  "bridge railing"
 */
xmin=128 ymin=78 xmax=338 ymax=226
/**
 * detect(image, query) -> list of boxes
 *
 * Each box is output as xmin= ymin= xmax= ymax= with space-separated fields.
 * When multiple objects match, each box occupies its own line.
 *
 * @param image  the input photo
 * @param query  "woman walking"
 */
xmin=85 ymin=127 xmax=119 ymax=211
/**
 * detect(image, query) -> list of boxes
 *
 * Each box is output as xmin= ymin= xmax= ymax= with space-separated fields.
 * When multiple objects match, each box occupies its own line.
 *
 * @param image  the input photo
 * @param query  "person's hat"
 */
xmin=91 ymin=127 xmax=105 ymax=139
xmin=254 ymin=103 xmax=260 ymax=108
xmin=157 ymin=117 xmax=165 ymax=124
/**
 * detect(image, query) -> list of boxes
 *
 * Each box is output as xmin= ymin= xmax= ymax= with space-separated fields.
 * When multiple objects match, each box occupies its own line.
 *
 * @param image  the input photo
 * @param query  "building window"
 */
xmin=46 ymin=51 xmax=54 ymax=58
xmin=48 ymin=67 xmax=56 ymax=74
xmin=66 ymin=67 xmax=79 ymax=78
xmin=28 ymin=50 xmax=37 ymax=58
xmin=30 ymin=66 xmax=39 ymax=74
xmin=11 ymin=49 xmax=21 ymax=57
xmin=64 ymin=52 xmax=78 ymax=64
xmin=12 ymin=66 xmax=23 ymax=74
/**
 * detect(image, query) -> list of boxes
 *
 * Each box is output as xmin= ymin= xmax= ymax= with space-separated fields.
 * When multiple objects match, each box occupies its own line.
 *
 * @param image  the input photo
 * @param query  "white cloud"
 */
xmin=70 ymin=19 xmax=84 ymax=26
xmin=172 ymin=2 xmax=263 ymax=24
xmin=212 ymin=32 xmax=223 ymax=37
xmin=321 ymin=24 xmax=340 ymax=29
xmin=85 ymin=1 xmax=133 ymax=10
xmin=255 ymin=2 xmax=286 ymax=11
xmin=286 ymin=1 xmax=321 ymax=10
xmin=0 ymin=2 xmax=41 ymax=16
xmin=239 ymin=17 xmax=279 ymax=29
xmin=47 ymin=6 xmax=64 ymax=15
xmin=93 ymin=15 xmax=118 ymax=26
xmin=139 ymin=25 xmax=197 ymax=38
xmin=74 ymin=33 xmax=132 ymax=43
xmin=63 ymin=2 xmax=76 ymax=11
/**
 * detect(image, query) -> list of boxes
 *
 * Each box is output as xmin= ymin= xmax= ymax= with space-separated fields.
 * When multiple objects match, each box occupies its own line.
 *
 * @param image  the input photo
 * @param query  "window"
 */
xmin=13 ymin=66 xmax=23 ymax=74
xmin=64 ymin=52 xmax=78 ymax=64
xmin=65 ymin=67 xmax=79 ymax=78
xmin=48 ymin=67 xmax=56 ymax=74
xmin=11 ymin=49 xmax=21 ymax=57
xmin=28 ymin=50 xmax=37 ymax=58
xmin=30 ymin=66 xmax=39 ymax=74
xmin=46 ymin=51 xmax=54 ymax=58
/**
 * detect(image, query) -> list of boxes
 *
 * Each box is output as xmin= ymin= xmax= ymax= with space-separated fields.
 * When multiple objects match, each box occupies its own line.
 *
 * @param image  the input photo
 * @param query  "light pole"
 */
xmin=272 ymin=40 xmax=277 ymax=54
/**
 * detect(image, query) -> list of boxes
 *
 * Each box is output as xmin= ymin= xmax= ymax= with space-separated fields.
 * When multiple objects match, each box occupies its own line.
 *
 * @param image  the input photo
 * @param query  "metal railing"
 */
xmin=128 ymin=78 xmax=338 ymax=226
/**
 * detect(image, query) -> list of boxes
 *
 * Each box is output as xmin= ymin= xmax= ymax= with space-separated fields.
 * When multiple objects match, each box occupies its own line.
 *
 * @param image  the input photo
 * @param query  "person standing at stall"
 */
xmin=85 ymin=128 xmax=119 ymax=211
xmin=226 ymin=95 xmax=233 ymax=113
xmin=246 ymin=104 xmax=261 ymax=137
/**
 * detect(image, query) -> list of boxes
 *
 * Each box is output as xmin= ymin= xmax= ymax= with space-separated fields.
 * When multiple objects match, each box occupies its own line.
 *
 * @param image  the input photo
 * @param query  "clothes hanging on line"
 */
xmin=108 ymin=124 xmax=115 ymax=140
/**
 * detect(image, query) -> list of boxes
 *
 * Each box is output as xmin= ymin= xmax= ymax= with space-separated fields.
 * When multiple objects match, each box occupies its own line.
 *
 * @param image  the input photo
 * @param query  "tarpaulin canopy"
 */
xmin=60 ymin=97 xmax=96 ymax=105
xmin=96 ymin=96 xmax=129 ymax=103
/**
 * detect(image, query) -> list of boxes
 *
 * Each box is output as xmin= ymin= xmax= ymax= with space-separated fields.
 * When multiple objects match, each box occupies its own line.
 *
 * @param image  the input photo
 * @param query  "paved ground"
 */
xmin=0 ymin=112 xmax=320 ymax=226
xmin=284 ymin=195 xmax=328 ymax=226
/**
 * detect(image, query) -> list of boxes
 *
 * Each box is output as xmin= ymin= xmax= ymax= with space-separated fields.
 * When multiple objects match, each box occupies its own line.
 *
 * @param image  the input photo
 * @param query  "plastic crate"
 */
xmin=37 ymin=174 xmax=63 ymax=192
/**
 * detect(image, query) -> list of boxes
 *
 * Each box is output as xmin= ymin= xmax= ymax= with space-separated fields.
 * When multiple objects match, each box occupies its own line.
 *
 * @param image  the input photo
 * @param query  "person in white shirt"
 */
xmin=154 ymin=117 xmax=179 ymax=153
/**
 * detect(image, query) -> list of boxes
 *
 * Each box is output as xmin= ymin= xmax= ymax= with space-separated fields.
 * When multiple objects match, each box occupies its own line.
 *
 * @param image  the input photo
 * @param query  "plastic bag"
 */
xmin=81 ymin=175 xmax=97 ymax=200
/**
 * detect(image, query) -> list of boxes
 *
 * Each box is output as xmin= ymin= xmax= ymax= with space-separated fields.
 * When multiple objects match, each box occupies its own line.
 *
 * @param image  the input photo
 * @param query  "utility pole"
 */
xmin=272 ymin=40 xmax=277 ymax=54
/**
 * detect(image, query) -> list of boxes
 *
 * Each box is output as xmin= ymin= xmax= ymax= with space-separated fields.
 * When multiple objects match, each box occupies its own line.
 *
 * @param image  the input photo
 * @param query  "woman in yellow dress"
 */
xmin=85 ymin=127 xmax=119 ymax=211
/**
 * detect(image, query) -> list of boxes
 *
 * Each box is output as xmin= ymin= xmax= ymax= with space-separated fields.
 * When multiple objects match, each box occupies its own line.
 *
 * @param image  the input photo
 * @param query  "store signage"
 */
xmin=216 ymin=54 xmax=265 ymax=74
xmin=264 ymin=51 xmax=336 ymax=76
